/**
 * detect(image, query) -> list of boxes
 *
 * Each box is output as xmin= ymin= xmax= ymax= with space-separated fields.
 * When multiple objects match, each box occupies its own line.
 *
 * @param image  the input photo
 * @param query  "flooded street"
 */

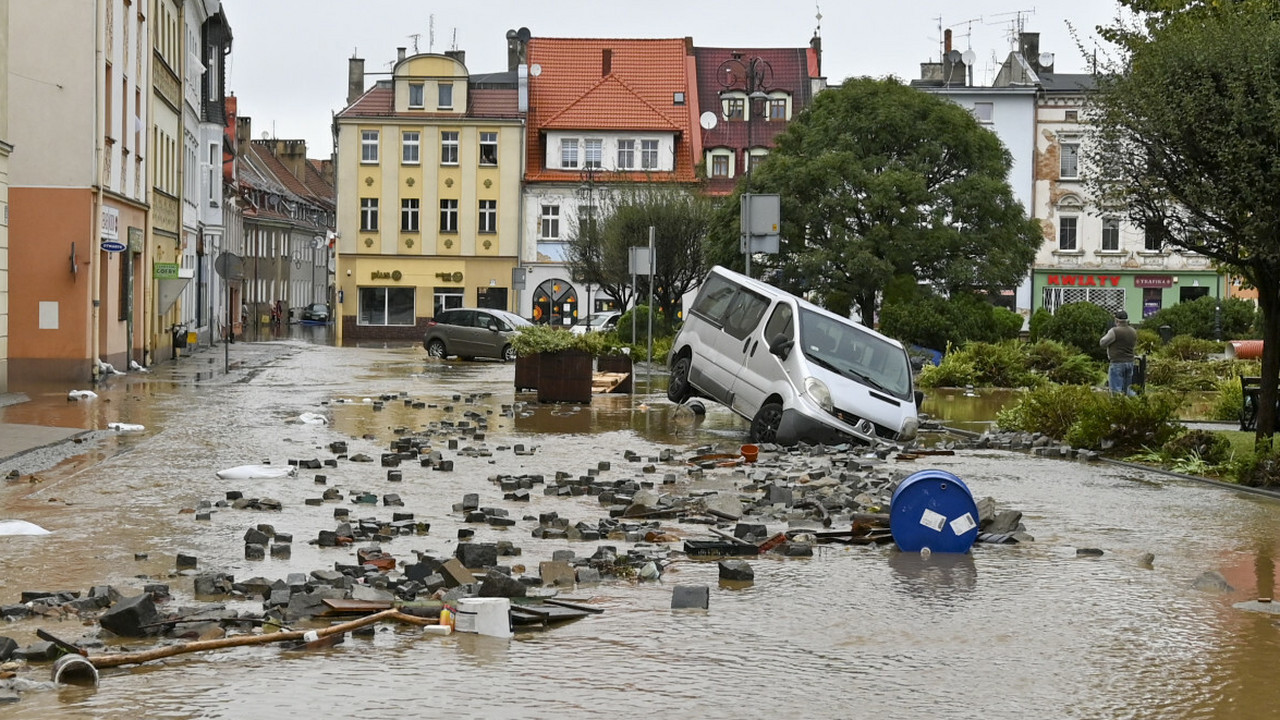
xmin=4 ymin=339 xmax=1280 ymax=719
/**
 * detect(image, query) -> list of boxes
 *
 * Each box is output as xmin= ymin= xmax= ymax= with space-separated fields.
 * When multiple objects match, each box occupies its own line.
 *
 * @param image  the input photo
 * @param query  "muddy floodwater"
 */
xmin=4 ymin=340 xmax=1280 ymax=719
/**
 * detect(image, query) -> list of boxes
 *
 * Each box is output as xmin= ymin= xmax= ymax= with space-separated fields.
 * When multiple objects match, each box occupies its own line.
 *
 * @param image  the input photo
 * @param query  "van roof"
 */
xmin=705 ymin=265 xmax=906 ymax=350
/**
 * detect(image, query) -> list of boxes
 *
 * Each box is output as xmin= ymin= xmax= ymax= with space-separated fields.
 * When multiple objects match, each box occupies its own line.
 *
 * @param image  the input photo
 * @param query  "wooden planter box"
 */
xmin=537 ymin=350 xmax=594 ymax=404
xmin=514 ymin=353 xmax=541 ymax=391
xmin=596 ymin=353 xmax=633 ymax=393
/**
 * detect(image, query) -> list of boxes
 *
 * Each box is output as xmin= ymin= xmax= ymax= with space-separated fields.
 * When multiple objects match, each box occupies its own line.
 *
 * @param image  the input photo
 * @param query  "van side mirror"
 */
xmin=768 ymin=334 xmax=793 ymax=359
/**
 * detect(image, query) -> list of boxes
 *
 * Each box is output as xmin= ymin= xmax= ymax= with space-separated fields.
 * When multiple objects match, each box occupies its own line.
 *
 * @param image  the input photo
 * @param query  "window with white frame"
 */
xmin=769 ymin=98 xmax=787 ymax=120
xmin=478 ymin=199 xmax=496 ymax=233
xmin=973 ymin=102 xmax=994 ymax=122
xmin=1059 ymin=216 xmax=1078 ymax=251
xmin=640 ymin=140 xmax=659 ymax=170
xmin=433 ymin=288 xmax=464 ymax=316
xmin=1042 ymin=287 xmax=1125 ymax=316
xmin=401 ymin=198 xmax=419 ymax=232
xmin=441 ymin=131 xmax=459 ymax=165
xmin=408 ymin=83 xmax=424 ymax=108
xmin=361 ymin=130 xmax=379 ymax=163
xmin=584 ymin=139 xmax=603 ymax=169
xmin=724 ymin=97 xmax=744 ymax=120
xmin=617 ymin=140 xmax=635 ymax=170
xmin=1101 ymin=217 xmax=1120 ymax=251
xmin=402 ymin=131 xmax=420 ymax=164
xmin=360 ymin=198 xmax=379 ymax=231
xmin=1060 ymin=141 xmax=1080 ymax=179
xmin=710 ymin=153 xmax=730 ymax=178
xmin=540 ymin=204 xmax=560 ymax=239
xmin=359 ymin=287 xmax=415 ymax=326
xmin=438 ymin=83 xmax=453 ymax=109
xmin=439 ymin=199 xmax=458 ymax=232
xmin=479 ymin=132 xmax=498 ymax=165
xmin=561 ymin=139 xmax=579 ymax=169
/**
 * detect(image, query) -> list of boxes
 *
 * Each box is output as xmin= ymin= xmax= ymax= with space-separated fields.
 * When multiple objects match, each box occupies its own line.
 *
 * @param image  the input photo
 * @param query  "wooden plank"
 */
xmin=543 ymin=598 xmax=606 ymax=614
xmin=321 ymin=598 xmax=393 ymax=613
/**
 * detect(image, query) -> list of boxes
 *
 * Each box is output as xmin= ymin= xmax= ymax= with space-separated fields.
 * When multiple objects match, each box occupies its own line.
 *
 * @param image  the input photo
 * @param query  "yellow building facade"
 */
xmin=334 ymin=52 xmax=523 ymax=342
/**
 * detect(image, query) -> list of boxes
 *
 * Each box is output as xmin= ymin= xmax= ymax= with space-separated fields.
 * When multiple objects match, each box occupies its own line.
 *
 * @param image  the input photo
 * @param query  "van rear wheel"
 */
xmin=749 ymin=402 xmax=784 ymax=444
xmin=667 ymin=356 xmax=692 ymax=403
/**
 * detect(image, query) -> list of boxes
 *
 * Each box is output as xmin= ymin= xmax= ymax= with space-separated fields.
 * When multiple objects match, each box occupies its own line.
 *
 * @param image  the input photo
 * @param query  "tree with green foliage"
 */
xmin=1138 ymin=295 xmax=1258 ymax=341
xmin=879 ymin=289 xmax=1022 ymax=351
xmin=1089 ymin=0 xmax=1280 ymax=442
xmin=1038 ymin=302 xmax=1114 ymax=361
xmin=565 ymin=185 xmax=709 ymax=333
xmin=703 ymin=77 xmax=1042 ymax=326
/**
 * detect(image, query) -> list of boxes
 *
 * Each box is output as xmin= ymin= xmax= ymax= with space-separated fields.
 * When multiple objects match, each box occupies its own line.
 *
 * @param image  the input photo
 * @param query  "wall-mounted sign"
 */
xmin=101 ymin=206 xmax=119 ymax=241
xmin=101 ymin=240 xmax=127 ymax=252
xmin=1045 ymin=274 xmax=1121 ymax=287
xmin=371 ymin=270 xmax=403 ymax=281
xmin=153 ymin=262 xmax=181 ymax=279
xmin=1134 ymin=275 xmax=1174 ymax=288
xmin=435 ymin=271 xmax=463 ymax=282
xmin=128 ymin=226 xmax=144 ymax=252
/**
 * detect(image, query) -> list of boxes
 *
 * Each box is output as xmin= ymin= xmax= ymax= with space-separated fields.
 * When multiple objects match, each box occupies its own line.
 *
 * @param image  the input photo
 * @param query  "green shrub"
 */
xmin=917 ymin=351 xmax=977 ymax=388
xmin=1064 ymin=392 xmax=1183 ymax=453
xmin=1211 ymin=374 xmax=1245 ymax=423
xmin=1028 ymin=307 xmax=1053 ymax=342
xmin=1135 ymin=328 xmax=1162 ymax=355
xmin=881 ymin=293 xmax=1021 ymax=351
xmin=995 ymin=383 xmax=1097 ymax=439
xmin=1145 ymin=358 xmax=1251 ymax=392
xmin=1040 ymin=302 xmax=1114 ymax=360
xmin=1024 ymin=339 xmax=1103 ymax=385
xmin=512 ymin=324 xmax=624 ymax=356
xmin=1232 ymin=445 xmax=1280 ymax=488
xmin=1156 ymin=334 xmax=1222 ymax=361
xmin=1162 ymin=429 xmax=1231 ymax=466
xmin=1140 ymin=295 xmax=1259 ymax=340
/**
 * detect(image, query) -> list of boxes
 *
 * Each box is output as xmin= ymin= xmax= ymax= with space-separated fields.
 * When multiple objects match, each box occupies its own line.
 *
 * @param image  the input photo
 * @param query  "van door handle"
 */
xmin=744 ymin=338 xmax=756 ymax=356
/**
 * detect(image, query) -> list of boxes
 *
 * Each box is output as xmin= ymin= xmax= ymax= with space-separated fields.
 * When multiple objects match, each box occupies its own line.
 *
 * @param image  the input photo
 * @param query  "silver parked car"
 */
xmin=423 ymin=308 xmax=530 ymax=362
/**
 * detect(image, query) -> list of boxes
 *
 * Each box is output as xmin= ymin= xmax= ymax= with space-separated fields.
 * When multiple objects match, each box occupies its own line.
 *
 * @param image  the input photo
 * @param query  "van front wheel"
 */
xmin=668 ymin=356 xmax=692 ymax=403
xmin=749 ymin=402 xmax=784 ymax=444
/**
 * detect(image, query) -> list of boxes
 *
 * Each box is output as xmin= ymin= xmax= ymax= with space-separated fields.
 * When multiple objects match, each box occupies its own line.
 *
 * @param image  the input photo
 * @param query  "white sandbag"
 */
xmin=215 ymin=464 xmax=297 ymax=480
xmin=129 ymin=361 xmax=150 ymax=373
xmin=295 ymin=412 xmax=327 ymax=425
xmin=68 ymin=390 xmax=98 ymax=400
xmin=0 ymin=520 xmax=53 ymax=536
xmin=108 ymin=422 xmax=145 ymax=432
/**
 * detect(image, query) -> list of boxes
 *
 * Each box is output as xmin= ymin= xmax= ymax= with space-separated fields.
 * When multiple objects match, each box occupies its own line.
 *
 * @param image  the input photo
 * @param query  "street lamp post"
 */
xmin=719 ymin=54 xmax=773 ymax=278
xmin=576 ymin=167 xmax=600 ymax=324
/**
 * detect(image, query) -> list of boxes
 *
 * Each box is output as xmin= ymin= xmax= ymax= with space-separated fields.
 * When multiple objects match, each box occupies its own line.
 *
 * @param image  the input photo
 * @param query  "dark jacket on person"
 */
xmin=1100 ymin=322 xmax=1138 ymax=364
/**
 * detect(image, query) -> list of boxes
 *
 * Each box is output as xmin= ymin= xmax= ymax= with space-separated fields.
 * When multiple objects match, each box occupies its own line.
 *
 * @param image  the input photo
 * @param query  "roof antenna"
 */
xmin=408 ymin=33 xmax=420 ymax=53
xmin=814 ymin=1 xmax=822 ymax=36
xmin=428 ymin=15 xmax=435 ymax=54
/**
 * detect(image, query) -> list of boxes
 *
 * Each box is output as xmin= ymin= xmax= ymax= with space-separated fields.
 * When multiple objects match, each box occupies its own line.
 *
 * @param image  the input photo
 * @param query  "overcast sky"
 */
xmin=219 ymin=0 xmax=1125 ymax=155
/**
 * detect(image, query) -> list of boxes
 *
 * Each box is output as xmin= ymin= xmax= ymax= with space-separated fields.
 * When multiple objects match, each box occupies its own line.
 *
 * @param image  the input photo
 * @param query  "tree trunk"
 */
xmin=1255 ymin=276 xmax=1280 ymax=448
xmin=857 ymin=291 xmax=877 ymax=327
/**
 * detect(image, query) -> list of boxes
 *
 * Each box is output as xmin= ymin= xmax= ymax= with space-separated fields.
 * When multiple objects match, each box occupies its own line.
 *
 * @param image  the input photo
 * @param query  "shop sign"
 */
xmin=153 ymin=262 xmax=181 ymax=279
xmin=1134 ymin=275 xmax=1174 ymax=288
xmin=371 ymin=270 xmax=403 ymax=281
xmin=1046 ymin=274 xmax=1121 ymax=287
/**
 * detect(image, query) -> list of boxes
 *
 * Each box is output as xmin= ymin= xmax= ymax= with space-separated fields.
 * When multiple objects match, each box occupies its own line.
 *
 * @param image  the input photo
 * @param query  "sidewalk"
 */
xmin=0 ymin=392 xmax=90 ymax=466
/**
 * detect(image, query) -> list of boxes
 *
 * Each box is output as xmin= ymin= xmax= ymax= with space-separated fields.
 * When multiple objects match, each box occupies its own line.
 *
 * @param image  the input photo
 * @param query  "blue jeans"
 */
xmin=1109 ymin=362 xmax=1135 ymax=395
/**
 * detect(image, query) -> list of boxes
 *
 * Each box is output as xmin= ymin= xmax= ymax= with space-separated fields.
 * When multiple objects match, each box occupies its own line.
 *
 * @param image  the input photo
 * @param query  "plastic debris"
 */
xmin=108 ymin=422 xmax=146 ymax=432
xmin=215 ymin=464 xmax=298 ymax=480
xmin=0 ymin=519 xmax=53 ymax=536
xmin=68 ymin=390 xmax=98 ymax=400
xmin=296 ymin=412 xmax=328 ymax=425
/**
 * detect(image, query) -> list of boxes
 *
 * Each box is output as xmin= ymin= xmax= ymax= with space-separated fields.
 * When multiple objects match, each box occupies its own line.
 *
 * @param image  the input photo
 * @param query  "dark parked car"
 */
xmin=423 ymin=308 xmax=530 ymax=362
xmin=301 ymin=303 xmax=330 ymax=323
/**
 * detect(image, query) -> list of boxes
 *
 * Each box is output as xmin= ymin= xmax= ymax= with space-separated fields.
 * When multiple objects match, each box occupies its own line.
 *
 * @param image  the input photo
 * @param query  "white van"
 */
xmin=668 ymin=266 xmax=919 ymax=445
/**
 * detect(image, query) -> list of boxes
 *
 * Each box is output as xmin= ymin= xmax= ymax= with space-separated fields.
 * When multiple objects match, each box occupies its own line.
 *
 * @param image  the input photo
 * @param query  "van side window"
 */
xmin=723 ymin=290 xmax=770 ymax=340
xmin=691 ymin=275 xmax=737 ymax=324
xmin=763 ymin=304 xmax=793 ymax=342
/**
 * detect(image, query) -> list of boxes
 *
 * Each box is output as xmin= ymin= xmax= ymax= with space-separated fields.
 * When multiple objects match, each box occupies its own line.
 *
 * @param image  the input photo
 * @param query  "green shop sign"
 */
xmin=153 ymin=262 xmax=180 ymax=279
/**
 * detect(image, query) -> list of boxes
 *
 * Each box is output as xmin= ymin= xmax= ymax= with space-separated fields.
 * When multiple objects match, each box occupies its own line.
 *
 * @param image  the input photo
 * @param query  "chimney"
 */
xmin=1019 ymin=32 xmax=1041 ymax=65
xmin=507 ymin=27 xmax=530 ymax=72
xmin=397 ymin=47 xmax=406 ymax=63
xmin=236 ymin=116 xmax=252 ymax=154
xmin=445 ymin=49 xmax=466 ymax=67
xmin=602 ymin=48 xmax=612 ymax=77
xmin=274 ymin=140 xmax=308 ymax=183
xmin=347 ymin=57 xmax=365 ymax=106
xmin=810 ymin=32 xmax=822 ymax=75
xmin=945 ymin=28 xmax=952 ymax=55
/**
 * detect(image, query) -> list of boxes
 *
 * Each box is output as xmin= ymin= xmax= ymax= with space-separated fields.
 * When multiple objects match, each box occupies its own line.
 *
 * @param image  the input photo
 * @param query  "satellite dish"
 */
xmin=699 ymin=111 xmax=718 ymax=130
xmin=1038 ymin=52 xmax=1056 ymax=68
xmin=962 ymin=49 xmax=977 ymax=66
xmin=261 ymin=131 xmax=270 ymax=140
xmin=530 ymin=63 xmax=542 ymax=77
xmin=516 ymin=27 xmax=531 ymax=43
xmin=946 ymin=50 xmax=962 ymax=64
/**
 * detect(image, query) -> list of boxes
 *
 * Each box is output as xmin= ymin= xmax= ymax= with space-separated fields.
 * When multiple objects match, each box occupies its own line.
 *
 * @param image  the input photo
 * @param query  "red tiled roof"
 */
xmin=470 ymin=88 xmax=520 ymax=118
xmin=526 ymin=37 xmax=697 ymax=183
xmin=340 ymin=85 xmax=393 ymax=117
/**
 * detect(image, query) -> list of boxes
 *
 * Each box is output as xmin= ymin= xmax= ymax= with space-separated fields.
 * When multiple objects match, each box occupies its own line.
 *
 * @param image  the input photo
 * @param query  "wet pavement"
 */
xmin=3 ymin=338 xmax=1280 ymax=719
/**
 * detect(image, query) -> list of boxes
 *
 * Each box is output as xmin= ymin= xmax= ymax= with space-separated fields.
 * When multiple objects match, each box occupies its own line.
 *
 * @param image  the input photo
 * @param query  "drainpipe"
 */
xmin=90 ymin=0 xmax=105 ymax=383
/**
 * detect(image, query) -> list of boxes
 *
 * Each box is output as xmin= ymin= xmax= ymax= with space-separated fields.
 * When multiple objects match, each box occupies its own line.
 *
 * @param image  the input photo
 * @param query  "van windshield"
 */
xmin=798 ymin=308 xmax=912 ymax=399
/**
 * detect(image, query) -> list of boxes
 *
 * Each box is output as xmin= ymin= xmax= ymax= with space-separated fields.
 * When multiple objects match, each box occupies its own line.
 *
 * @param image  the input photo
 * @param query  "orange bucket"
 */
xmin=740 ymin=444 xmax=759 ymax=463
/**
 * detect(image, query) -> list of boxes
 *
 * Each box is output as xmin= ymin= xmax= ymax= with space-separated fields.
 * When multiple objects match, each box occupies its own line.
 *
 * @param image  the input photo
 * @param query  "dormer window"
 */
xmin=408 ymin=82 xmax=424 ymax=108
xmin=438 ymin=83 xmax=453 ymax=110
xmin=724 ymin=97 xmax=744 ymax=120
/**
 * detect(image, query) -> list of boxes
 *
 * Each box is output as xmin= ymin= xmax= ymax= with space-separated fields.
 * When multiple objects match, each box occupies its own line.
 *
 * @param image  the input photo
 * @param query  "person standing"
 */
xmin=1100 ymin=309 xmax=1139 ymax=395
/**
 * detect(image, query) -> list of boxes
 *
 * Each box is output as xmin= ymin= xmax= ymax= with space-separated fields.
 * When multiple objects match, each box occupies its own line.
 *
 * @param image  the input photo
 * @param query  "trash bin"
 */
xmin=1158 ymin=325 xmax=1174 ymax=344
xmin=889 ymin=469 xmax=980 ymax=554
xmin=172 ymin=326 xmax=188 ymax=349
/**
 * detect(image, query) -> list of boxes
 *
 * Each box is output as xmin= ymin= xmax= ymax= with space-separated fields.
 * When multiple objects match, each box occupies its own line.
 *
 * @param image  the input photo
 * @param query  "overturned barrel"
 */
xmin=1226 ymin=340 xmax=1263 ymax=360
xmin=889 ymin=469 xmax=980 ymax=554
xmin=52 ymin=653 xmax=99 ymax=686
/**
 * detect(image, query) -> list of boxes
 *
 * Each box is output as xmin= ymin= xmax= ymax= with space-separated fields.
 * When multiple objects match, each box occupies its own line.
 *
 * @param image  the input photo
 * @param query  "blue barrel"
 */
xmin=889 ymin=469 xmax=980 ymax=554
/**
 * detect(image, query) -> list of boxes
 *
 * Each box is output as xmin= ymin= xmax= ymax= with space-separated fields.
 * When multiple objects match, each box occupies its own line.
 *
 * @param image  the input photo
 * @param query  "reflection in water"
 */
xmin=887 ymin=550 xmax=979 ymax=598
